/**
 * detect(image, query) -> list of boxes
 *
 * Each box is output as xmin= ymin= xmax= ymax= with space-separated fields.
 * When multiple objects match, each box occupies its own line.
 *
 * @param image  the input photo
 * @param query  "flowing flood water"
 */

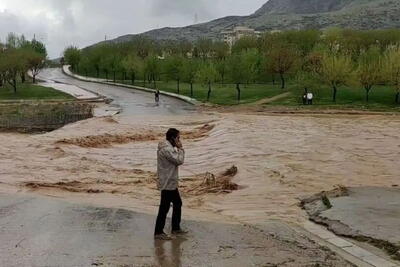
xmin=1 ymin=112 xmax=399 ymax=225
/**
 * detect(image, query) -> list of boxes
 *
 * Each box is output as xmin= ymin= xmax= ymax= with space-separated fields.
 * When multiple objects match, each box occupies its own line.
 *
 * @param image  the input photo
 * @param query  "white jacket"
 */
xmin=157 ymin=140 xmax=185 ymax=191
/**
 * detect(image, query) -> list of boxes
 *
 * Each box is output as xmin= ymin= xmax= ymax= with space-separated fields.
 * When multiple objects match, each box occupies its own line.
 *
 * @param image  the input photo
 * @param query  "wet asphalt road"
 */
xmin=0 ymin=193 xmax=331 ymax=267
xmin=37 ymin=68 xmax=195 ymax=116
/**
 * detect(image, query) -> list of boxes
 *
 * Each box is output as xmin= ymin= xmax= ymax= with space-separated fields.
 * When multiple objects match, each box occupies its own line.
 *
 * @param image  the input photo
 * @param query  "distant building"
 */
xmin=221 ymin=26 xmax=262 ymax=47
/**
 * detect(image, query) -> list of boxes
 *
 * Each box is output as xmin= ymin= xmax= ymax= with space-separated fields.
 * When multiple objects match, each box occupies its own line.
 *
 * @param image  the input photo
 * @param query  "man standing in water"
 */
xmin=154 ymin=128 xmax=187 ymax=240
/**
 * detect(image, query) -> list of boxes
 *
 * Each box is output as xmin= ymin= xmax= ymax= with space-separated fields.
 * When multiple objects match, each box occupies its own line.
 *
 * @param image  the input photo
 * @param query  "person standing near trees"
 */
xmin=154 ymin=128 xmax=187 ymax=240
xmin=154 ymin=89 xmax=160 ymax=105
xmin=307 ymin=92 xmax=314 ymax=105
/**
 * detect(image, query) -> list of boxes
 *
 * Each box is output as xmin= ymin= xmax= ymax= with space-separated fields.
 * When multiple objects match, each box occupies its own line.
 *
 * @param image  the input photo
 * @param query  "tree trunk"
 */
xmin=396 ymin=91 xmax=399 ymax=104
xmin=207 ymin=81 xmax=212 ymax=101
xmin=190 ymin=83 xmax=193 ymax=98
xmin=366 ymin=87 xmax=370 ymax=103
xmin=177 ymin=79 xmax=180 ymax=94
xmin=32 ymin=75 xmax=36 ymax=84
xmin=143 ymin=73 xmax=146 ymax=87
xmin=13 ymin=78 xmax=17 ymax=94
xmin=333 ymin=86 xmax=337 ymax=102
xmin=131 ymin=73 xmax=135 ymax=85
xmin=272 ymin=74 xmax=276 ymax=85
xmin=236 ymin=83 xmax=241 ymax=103
xmin=123 ymin=72 xmax=127 ymax=82
xmin=21 ymin=73 xmax=25 ymax=83
xmin=279 ymin=73 xmax=285 ymax=89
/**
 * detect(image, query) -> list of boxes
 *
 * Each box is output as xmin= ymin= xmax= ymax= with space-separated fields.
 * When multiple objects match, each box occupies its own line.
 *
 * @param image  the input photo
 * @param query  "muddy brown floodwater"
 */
xmin=1 ymin=112 xmax=399 ymax=226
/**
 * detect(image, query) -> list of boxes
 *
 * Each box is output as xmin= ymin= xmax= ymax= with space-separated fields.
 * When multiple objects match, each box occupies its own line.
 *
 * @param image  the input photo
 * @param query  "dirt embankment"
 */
xmin=0 ymin=102 xmax=93 ymax=133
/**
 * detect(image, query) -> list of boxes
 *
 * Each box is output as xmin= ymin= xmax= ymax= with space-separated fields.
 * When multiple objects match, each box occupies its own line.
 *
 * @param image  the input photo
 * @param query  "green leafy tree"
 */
xmin=164 ymin=55 xmax=184 ymax=93
xmin=196 ymin=38 xmax=213 ymax=59
xmin=28 ymin=39 xmax=47 ymax=58
xmin=79 ymin=55 xmax=91 ymax=77
xmin=227 ymin=53 xmax=249 ymax=103
xmin=242 ymin=49 xmax=260 ymax=84
xmin=0 ymin=49 xmax=27 ymax=93
xmin=382 ymin=47 xmax=400 ymax=104
xmin=355 ymin=46 xmax=383 ymax=102
xmin=196 ymin=63 xmax=220 ymax=101
xmin=267 ymin=45 xmax=299 ymax=89
xmin=231 ymin=36 xmax=258 ymax=54
xmin=319 ymin=53 xmax=354 ymax=102
xmin=88 ymin=45 xmax=105 ymax=78
xmin=63 ymin=46 xmax=81 ymax=71
xmin=213 ymin=41 xmax=229 ymax=60
xmin=27 ymin=51 xmax=46 ymax=83
xmin=181 ymin=58 xmax=199 ymax=97
xmin=121 ymin=54 xmax=141 ymax=85
xmin=144 ymin=55 xmax=160 ymax=88
xmin=216 ymin=59 xmax=227 ymax=84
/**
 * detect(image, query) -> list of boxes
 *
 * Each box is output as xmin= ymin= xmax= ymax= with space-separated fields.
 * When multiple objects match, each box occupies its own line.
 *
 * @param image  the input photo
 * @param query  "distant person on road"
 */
xmin=154 ymin=128 xmax=187 ymax=240
xmin=307 ymin=92 xmax=314 ymax=105
xmin=155 ymin=90 xmax=160 ymax=105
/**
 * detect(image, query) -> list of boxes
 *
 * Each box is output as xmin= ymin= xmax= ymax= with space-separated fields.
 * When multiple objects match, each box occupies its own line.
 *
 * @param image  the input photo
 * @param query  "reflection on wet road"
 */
xmin=38 ymin=68 xmax=196 ymax=116
xmin=0 ymin=193 xmax=350 ymax=266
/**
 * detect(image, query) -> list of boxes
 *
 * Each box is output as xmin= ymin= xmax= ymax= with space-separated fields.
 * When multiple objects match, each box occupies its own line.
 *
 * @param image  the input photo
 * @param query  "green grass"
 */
xmin=0 ymin=83 xmax=73 ymax=100
xmin=148 ymin=81 xmax=284 ymax=105
xmin=75 ymin=70 xmax=283 ymax=105
xmin=74 ymin=69 xmax=400 ymax=110
xmin=272 ymin=84 xmax=400 ymax=111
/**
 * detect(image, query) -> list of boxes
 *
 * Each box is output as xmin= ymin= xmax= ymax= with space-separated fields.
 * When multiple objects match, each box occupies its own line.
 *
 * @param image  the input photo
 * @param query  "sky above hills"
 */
xmin=0 ymin=0 xmax=266 ymax=58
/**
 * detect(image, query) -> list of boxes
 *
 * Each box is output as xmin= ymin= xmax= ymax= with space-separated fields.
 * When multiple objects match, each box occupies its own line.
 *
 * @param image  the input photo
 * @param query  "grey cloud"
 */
xmin=151 ymin=0 xmax=215 ymax=19
xmin=0 ymin=0 xmax=266 ymax=58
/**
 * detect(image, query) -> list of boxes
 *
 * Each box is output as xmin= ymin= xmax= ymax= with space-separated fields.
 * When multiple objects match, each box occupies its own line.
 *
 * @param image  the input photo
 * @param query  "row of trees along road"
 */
xmin=0 ymin=33 xmax=47 ymax=93
xmin=64 ymin=28 xmax=400 ymax=104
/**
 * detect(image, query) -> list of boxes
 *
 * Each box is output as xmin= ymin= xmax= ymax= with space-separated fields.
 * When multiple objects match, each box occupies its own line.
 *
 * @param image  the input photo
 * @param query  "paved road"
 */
xmin=0 ymin=193 xmax=351 ymax=267
xmin=38 ymin=68 xmax=195 ymax=116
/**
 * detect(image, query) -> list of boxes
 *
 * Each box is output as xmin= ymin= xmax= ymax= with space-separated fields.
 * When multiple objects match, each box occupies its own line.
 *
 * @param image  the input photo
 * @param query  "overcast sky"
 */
xmin=0 ymin=0 xmax=266 ymax=58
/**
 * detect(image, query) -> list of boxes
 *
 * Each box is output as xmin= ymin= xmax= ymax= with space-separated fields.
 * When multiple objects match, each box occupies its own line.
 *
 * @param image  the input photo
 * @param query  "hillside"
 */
xmin=107 ymin=0 xmax=400 ymax=44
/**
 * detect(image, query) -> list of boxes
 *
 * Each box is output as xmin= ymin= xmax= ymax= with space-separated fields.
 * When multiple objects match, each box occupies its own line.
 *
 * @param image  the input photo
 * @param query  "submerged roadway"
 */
xmin=0 ymin=69 xmax=354 ymax=267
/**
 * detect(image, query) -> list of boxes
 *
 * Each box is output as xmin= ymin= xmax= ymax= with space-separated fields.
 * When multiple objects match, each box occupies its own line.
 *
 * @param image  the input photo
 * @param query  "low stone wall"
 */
xmin=0 ymin=101 xmax=93 ymax=132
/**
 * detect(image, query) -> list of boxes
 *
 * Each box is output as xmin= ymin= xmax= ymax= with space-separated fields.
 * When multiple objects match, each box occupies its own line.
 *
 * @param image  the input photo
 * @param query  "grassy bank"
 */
xmin=149 ymin=81 xmax=283 ymax=105
xmin=272 ymin=85 xmax=400 ymax=112
xmin=0 ymin=83 xmax=73 ymax=100
xmin=74 ymin=70 xmax=400 ymax=111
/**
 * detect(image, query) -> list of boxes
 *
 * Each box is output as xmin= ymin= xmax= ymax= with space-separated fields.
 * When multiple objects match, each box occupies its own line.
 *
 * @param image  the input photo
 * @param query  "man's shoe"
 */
xmin=154 ymin=233 xmax=174 ymax=240
xmin=171 ymin=229 xmax=189 ymax=236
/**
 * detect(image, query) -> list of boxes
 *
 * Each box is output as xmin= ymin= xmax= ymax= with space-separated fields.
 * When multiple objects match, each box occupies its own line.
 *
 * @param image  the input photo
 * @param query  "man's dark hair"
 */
xmin=166 ymin=128 xmax=180 ymax=145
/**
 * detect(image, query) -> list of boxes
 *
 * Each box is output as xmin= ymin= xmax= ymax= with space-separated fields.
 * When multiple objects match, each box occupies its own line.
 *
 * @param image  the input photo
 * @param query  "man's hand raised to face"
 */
xmin=175 ymin=137 xmax=183 ymax=149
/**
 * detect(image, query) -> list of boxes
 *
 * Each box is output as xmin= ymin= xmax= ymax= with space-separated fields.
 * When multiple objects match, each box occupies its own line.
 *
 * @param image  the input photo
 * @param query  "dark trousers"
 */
xmin=154 ymin=189 xmax=182 ymax=235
